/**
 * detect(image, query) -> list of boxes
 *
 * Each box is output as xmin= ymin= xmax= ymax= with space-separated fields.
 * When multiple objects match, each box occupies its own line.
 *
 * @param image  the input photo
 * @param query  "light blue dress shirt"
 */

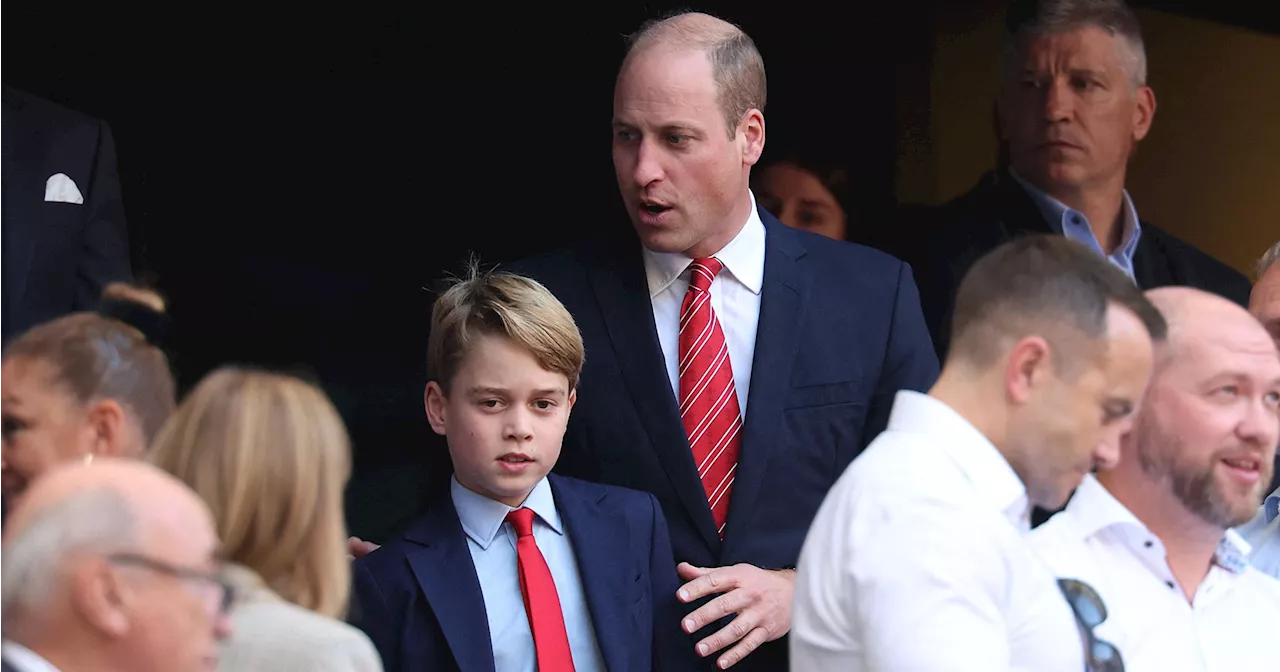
xmin=450 ymin=476 xmax=606 ymax=672
xmin=1010 ymin=171 xmax=1143 ymax=281
xmin=1236 ymin=486 xmax=1280 ymax=580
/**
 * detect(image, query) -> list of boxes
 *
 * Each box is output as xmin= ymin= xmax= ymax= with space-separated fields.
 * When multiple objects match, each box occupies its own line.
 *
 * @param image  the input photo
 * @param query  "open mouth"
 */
xmin=498 ymin=453 xmax=533 ymax=464
xmin=1220 ymin=456 xmax=1261 ymax=483
xmin=641 ymin=202 xmax=672 ymax=215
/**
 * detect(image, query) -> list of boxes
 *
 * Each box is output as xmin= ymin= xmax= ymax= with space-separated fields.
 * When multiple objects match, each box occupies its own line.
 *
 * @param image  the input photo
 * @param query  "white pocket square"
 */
xmin=45 ymin=173 xmax=84 ymax=204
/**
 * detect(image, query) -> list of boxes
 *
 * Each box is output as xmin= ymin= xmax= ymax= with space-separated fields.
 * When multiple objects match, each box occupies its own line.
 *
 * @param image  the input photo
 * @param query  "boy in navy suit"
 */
xmin=351 ymin=266 xmax=703 ymax=672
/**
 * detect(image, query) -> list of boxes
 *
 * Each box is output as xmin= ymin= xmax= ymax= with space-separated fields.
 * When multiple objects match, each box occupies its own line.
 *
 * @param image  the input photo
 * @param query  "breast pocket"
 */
xmin=782 ymin=380 xmax=870 ymax=481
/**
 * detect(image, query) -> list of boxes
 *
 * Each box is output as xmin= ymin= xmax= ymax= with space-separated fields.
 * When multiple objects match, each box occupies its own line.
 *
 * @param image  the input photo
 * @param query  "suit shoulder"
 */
xmin=5 ymin=86 xmax=106 ymax=132
xmin=786 ymin=225 xmax=907 ymax=279
xmin=1142 ymin=224 xmax=1253 ymax=299
xmin=550 ymin=474 xmax=657 ymax=513
xmin=353 ymin=530 xmax=426 ymax=578
xmin=225 ymin=596 xmax=381 ymax=669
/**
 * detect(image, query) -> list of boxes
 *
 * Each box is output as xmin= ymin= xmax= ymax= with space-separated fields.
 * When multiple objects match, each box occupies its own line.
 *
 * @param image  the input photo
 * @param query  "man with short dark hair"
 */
xmin=915 ymin=0 xmax=1251 ymax=364
xmin=793 ymin=234 xmax=1165 ymax=670
xmin=1237 ymin=240 xmax=1280 ymax=578
xmin=511 ymin=10 xmax=940 ymax=670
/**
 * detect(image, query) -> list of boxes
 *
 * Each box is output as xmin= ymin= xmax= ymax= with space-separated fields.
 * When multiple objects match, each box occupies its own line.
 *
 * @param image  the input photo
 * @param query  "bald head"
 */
xmin=1144 ymin=287 xmax=1276 ymax=371
xmin=4 ymin=458 xmax=212 ymax=546
xmin=621 ymin=11 xmax=766 ymax=138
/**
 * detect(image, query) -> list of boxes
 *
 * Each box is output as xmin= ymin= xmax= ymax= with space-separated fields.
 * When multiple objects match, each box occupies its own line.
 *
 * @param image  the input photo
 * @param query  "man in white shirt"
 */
xmin=1 ymin=459 xmax=233 ymax=672
xmin=1031 ymin=287 xmax=1280 ymax=671
xmin=792 ymin=234 xmax=1167 ymax=671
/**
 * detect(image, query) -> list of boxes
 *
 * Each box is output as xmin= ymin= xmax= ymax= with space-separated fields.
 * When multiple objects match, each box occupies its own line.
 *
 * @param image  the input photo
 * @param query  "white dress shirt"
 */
xmin=791 ymin=390 xmax=1084 ymax=671
xmin=451 ymin=476 xmax=606 ymax=672
xmin=1 ymin=642 xmax=60 ymax=672
xmin=643 ymin=192 xmax=764 ymax=416
xmin=1030 ymin=474 xmax=1280 ymax=672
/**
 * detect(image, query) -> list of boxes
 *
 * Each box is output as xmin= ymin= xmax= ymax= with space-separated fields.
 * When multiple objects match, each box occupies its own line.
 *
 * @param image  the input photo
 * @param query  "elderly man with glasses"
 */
xmin=0 ymin=458 xmax=234 ymax=672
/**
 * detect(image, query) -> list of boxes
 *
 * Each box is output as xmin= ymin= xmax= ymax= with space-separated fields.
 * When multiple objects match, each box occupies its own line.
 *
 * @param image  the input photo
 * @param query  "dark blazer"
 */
xmin=915 ymin=169 xmax=1254 ymax=361
xmin=350 ymin=474 xmax=703 ymax=672
xmin=2 ymin=85 xmax=132 ymax=344
xmin=510 ymin=209 xmax=941 ymax=671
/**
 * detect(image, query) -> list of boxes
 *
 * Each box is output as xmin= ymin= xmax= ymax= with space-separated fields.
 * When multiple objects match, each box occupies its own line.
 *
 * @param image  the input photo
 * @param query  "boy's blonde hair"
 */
xmin=428 ymin=263 xmax=584 ymax=393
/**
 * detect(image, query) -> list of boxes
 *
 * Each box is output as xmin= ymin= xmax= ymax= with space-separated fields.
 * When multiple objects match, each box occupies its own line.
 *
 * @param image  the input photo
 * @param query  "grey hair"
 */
xmin=1003 ymin=0 xmax=1148 ymax=89
xmin=1 ymin=488 xmax=140 ymax=638
xmin=1256 ymin=241 xmax=1280 ymax=279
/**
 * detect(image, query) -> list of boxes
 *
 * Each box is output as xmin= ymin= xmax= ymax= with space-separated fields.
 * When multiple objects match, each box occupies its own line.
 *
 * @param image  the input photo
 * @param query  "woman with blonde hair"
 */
xmin=148 ymin=366 xmax=381 ymax=671
xmin=2 ymin=283 xmax=175 ymax=505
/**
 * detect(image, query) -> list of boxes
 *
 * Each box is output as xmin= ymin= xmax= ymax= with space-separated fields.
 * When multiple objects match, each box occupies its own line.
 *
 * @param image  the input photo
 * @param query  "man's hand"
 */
xmin=348 ymin=536 xmax=381 ymax=560
xmin=676 ymin=562 xmax=795 ymax=669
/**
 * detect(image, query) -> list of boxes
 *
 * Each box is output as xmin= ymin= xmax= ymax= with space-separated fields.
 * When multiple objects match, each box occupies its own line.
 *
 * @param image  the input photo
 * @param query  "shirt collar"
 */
xmin=2 ymin=642 xmax=61 ymax=672
xmin=887 ymin=391 xmax=1030 ymax=529
xmin=1009 ymin=169 xmax=1142 ymax=262
xmin=449 ymin=475 xmax=563 ymax=550
xmin=1264 ymin=486 xmax=1280 ymax=524
xmin=1065 ymin=474 xmax=1254 ymax=575
xmin=642 ymin=191 xmax=766 ymax=299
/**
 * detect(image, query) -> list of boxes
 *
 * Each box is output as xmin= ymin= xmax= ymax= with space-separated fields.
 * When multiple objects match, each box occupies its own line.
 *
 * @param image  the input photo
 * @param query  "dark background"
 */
xmin=5 ymin=0 xmax=1276 ymax=540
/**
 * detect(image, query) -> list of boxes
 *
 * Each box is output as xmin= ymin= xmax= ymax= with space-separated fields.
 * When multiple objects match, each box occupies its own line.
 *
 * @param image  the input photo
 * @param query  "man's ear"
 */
xmin=1005 ymin=336 xmax=1053 ymax=405
xmin=72 ymin=558 xmax=132 ymax=638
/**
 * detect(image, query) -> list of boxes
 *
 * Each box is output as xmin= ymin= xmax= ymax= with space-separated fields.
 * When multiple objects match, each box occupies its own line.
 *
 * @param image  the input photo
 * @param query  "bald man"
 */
xmin=1030 ymin=287 xmax=1280 ymax=670
xmin=510 ymin=12 xmax=939 ymax=670
xmin=1 ymin=458 xmax=233 ymax=672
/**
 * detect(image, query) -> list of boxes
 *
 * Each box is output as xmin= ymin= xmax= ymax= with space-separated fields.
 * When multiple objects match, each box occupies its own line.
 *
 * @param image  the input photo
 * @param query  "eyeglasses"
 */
xmin=107 ymin=553 xmax=237 ymax=616
xmin=1057 ymin=578 xmax=1124 ymax=672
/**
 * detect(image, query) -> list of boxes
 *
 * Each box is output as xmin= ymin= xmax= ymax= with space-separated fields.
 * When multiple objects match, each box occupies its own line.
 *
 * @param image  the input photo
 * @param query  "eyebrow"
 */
xmin=466 ymin=386 xmax=566 ymax=398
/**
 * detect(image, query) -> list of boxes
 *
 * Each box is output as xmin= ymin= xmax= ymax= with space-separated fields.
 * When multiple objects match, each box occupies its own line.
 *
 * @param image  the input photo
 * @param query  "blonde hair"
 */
xmin=2 ymin=283 xmax=175 ymax=447
xmin=148 ymin=367 xmax=353 ymax=619
xmin=427 ymin=263 xmax=584 ymax=393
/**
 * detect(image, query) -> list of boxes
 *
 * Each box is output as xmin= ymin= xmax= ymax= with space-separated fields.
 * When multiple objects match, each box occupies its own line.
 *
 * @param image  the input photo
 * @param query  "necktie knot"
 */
xmin=688 ymin=257 xmax=724 ymax=294
xmin=506 ymin=507 xmax=535 ymax=538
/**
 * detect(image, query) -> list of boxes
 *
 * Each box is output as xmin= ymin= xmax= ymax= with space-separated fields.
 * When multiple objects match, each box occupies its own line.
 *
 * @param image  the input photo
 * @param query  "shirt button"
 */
xmin=1071 ymin=216 xmax=1082 ymax=226
xmin=1166 ymin=581 xmax=1176 ymax=590
xmin=1144 ymin=540 xmax=1154 ymax=548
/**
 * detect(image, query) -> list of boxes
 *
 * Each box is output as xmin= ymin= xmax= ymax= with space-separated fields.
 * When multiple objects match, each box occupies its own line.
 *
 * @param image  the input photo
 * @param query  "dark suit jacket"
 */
xmin=350 ymin=474 xmax=703 ymax=672
xmin=2 ymin=85 xmax=132 ymax=344
xmin=510 ymin=209 xmax=941 ymax=670
xmin=915 ymin=169 xmax=1254 ymax=361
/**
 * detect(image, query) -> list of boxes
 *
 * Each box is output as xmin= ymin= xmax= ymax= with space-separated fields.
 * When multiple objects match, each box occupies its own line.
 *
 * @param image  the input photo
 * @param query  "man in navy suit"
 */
xmin=2 ymin=85 xmax=133 ymax=344
xmin=509 ymin=12 xmax=941 ymax=671
xmin=350 ymin=267 xmax=702 ymax=671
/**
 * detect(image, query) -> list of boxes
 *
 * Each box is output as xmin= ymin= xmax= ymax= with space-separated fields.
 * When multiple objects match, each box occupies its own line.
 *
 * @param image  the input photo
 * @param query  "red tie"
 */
xmin=678 ymin=257 xmax=743 ymax=538
xmin=506 ymin=508 xmax=576 ymax=671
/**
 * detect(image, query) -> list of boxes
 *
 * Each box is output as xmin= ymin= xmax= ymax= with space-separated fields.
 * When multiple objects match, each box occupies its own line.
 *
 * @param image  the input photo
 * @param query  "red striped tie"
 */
xmin=678 ymin=257 xmax=743 ymax=538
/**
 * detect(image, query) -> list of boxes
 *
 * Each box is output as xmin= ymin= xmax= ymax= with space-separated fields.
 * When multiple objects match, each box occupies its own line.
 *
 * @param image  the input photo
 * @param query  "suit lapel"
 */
xmin=588 ymin=233 xmax=722 ymax=552
xmin=1 ymin=93 xmax=39 ymax=327
xmin=551 ymin=475 xmax=633 ymax=672
xmin=723 ymin=214 xmax=810 ymax=545
xmin=404 ymin=497 xmax=496 ymax=672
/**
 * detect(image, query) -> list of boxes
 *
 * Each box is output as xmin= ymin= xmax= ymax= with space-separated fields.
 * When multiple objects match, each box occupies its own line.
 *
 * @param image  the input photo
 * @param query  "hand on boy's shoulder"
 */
xmin=348 ymin=536 xmax=382 ymax=560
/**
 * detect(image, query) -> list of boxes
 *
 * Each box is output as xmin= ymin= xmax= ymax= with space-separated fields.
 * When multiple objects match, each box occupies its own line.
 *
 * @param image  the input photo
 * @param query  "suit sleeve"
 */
xmin=349 ymin=560 xmax=399 ymax=672
xmin=860 ymin=262 xmax=941 ymax=448
xmin=647 ymin=493 xmax=708 ymax=672
xmin=75 ymin=120 xmax=132 ymax=309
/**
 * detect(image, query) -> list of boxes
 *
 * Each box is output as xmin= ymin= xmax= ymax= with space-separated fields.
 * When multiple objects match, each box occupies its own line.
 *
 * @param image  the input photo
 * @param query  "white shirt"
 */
xmin=1 ymin=642 xmax=60 ymax=672
xmin=791 ymin=390 xmax=1084 ymax=671
xmin=1235 ymin=486 xmax=1280 ymax=580
xmin=1030 ymin=474 xmax=1280 ymax=672
xmin=451 ymin=476 xmax=606 ymax=672
xmin=643 ymin=193 xmax=764 ymax=416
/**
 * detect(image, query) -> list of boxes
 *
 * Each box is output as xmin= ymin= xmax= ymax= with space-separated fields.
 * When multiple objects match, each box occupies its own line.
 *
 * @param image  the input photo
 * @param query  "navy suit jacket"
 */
xmin=2 ymin=85 xmax=132 ymax=344
xmin=510 ymin=209 xmax=941 ymax=670
xmin=350 ymin=474 xmax=705 ymax=672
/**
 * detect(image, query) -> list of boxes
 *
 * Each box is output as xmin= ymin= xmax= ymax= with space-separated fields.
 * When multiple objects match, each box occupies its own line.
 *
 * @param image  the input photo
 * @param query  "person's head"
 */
xmin=1250 ymin=241 xmax=1280 ymax=347
xmin=147 ymin=367 xmax=354 ymax=619
xmin=2 ymin=284 xmax=176 ymax=504
xmin=998 ymin=0 xmax=1156 ymax=199
xmin=612 ymin=11 xmax=767 ymax=259
xmin=425 ymin=263 xmax=584 ymax=507
xmin=1112 ymin=288 xmax=1280 ymax=530
xmin=752 ymin=147 xmax=851 ymax=241
xmin=1 ymin=459 xmax=232 ymax=672
xmin=945 ymin=235 xmax=1166 ymax=509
